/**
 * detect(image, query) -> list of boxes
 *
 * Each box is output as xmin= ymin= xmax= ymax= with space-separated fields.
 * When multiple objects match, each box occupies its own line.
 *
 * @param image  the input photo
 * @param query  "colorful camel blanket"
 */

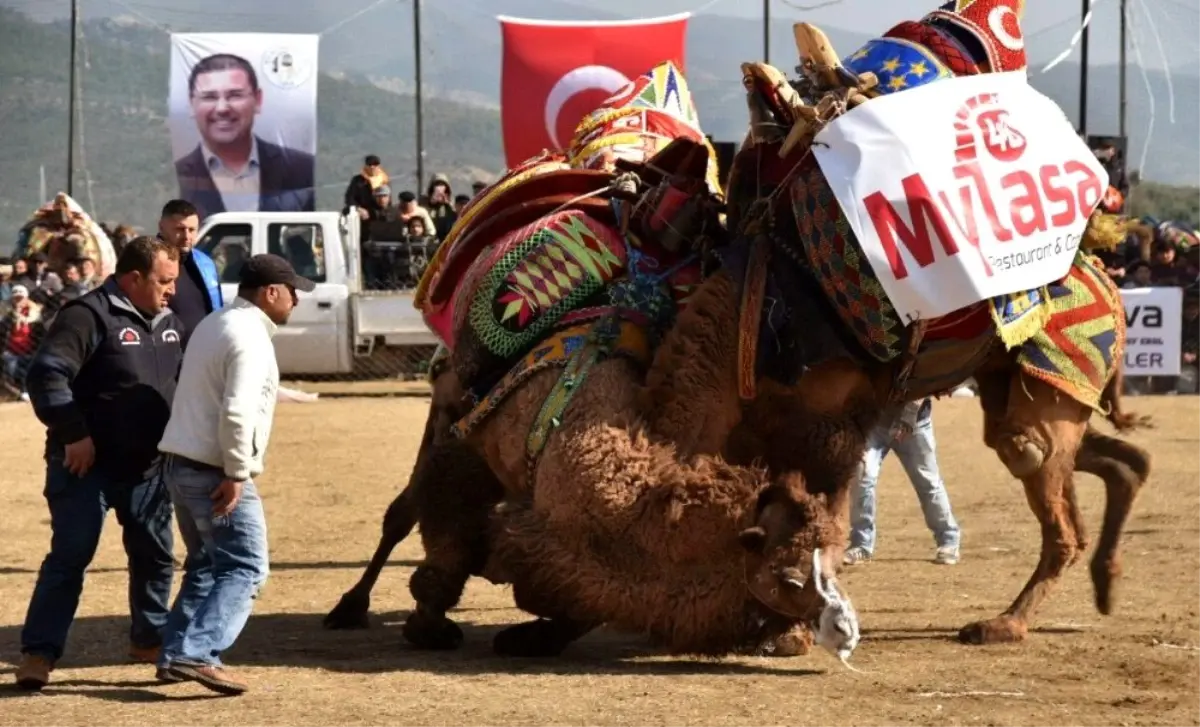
xmin=1013 ymin=254 xmax=1123 ymax=412
xmin=17 ymin=193 xmax=117 ymax=277
xmin=568 ymin=61 xmax=723 ymax=198
xmin=453 ymin=318 xmax=652 ymax=467
xmin=416 ymin=60 xmax=722 ymax=352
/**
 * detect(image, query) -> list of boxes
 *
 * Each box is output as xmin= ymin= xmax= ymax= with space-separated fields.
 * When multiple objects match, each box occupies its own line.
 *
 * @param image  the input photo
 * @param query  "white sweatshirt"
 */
xmin=159 ymin=297 xmax=280 ymax=481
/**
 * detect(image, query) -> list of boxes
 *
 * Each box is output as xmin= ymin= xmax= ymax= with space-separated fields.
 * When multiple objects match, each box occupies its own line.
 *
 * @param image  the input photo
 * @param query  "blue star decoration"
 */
xmin=842 ymin=37 xmax=954 ymax=96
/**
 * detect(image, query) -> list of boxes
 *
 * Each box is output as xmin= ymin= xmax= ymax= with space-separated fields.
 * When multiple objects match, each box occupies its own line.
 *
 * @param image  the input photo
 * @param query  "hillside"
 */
xmin=1 ymin=5 xmax=1196 ymax=236
xmin=0 ymin=7 xmax=506 ymax=235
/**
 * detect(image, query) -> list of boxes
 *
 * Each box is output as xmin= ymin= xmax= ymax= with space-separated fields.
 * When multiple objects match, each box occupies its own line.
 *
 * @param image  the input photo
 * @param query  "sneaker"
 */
xmin=14 ymin=654 xmax=53 ymax=691
xmin=843 ymin=547 xmax=873 ymax=566
xmin=934 ymin=546 xmax=959 ymax=565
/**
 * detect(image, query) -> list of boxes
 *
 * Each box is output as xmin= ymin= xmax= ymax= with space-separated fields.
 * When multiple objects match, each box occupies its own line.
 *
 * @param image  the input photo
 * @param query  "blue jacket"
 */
xmin=189 ymin=247 xmax=224 ymax=312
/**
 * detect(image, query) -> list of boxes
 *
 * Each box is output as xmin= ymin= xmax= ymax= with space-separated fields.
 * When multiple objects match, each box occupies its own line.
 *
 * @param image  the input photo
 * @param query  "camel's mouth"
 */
xmin=746 ymin=548 xmax=861 ymax=658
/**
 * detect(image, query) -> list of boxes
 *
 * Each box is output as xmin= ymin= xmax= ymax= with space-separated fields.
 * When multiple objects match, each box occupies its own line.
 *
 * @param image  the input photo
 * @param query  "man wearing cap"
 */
xmin=155 ymin=253 xmax=315 ymax=695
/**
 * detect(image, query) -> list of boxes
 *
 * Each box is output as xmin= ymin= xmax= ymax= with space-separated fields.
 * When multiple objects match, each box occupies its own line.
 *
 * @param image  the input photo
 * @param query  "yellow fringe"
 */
xmin=989 ymin=289 xmax=1052 ymax=350
xmin=1080 ymin=211 xmax=1128 ymax=253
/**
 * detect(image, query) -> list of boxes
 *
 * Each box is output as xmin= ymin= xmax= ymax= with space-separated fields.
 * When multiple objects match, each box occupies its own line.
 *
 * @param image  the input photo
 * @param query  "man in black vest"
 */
xmin=14 ymin=237 xmax=185 ymax=691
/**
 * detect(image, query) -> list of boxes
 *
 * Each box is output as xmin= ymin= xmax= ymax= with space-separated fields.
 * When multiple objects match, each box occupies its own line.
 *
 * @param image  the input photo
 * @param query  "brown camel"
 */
xmin=326 ymin=348 xmax=860 ymax=660
xmin=638 ymin=25 xmax=1152 ymax=646
xmin=327 ymin=136 xmax=861 ymax=660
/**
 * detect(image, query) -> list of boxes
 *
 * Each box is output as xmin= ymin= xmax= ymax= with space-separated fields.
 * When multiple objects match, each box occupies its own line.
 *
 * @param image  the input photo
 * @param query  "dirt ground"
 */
xmin=0 ymin=395 xmax=1196 ymax=726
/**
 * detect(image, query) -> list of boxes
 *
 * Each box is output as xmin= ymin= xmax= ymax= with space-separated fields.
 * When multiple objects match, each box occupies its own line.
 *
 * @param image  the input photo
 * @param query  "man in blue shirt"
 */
xmin=157 ymin=199 xmax=222 ymax=346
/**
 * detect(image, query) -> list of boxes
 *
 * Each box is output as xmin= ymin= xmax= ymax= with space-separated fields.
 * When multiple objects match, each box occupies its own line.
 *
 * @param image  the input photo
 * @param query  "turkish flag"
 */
xmin=499 ymin=13 xmax=689 ymax=168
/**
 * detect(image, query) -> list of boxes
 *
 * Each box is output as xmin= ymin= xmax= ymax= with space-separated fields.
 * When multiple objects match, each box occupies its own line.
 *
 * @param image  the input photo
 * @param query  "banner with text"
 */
xmin=1120 ymin=286 xmax=1183 ymax=376
xmin=813 ymin=71 xmax=1109 ymax=322
xmin=169 ymin=32 xmax=319 ymax=220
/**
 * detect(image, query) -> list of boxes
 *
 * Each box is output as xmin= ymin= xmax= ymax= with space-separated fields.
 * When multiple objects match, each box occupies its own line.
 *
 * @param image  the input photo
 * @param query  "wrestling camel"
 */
xmin=640 ymin=9 xmax=1152 ymax=645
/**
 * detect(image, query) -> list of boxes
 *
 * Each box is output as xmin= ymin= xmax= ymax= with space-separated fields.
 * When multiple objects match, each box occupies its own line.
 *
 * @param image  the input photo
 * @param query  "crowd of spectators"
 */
xmin=0 ymin=252 xmax=105 ymax=399
xmin=341 ymin=154 xmax=484 ymax=290
xmin=1087 ymin=137 xmax=1199 ymax=394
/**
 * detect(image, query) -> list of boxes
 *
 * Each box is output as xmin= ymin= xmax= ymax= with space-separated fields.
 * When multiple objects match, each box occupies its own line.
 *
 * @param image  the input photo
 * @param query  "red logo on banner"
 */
xmin=499 ymin=13 xmax=689 ymax=168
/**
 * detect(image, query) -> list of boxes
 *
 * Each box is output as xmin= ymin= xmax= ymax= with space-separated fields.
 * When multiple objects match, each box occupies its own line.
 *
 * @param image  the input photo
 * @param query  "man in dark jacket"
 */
xmin=343 ymin=154 xmax=386 ymax=219
xmin=158 ymin=199 xmax=223 ymax=347
xmin=14 ymin=237 xmax=185 ymax=691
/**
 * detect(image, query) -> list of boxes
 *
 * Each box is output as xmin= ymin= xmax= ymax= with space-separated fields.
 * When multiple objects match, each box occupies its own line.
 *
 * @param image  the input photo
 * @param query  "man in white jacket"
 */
xmin=156 ymin=253 xmax=314 ymax=695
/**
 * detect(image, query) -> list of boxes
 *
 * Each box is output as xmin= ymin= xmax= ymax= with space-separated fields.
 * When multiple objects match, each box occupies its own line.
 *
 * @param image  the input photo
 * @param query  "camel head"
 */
xmin=738 ymin=475 xmax=860 ymax=661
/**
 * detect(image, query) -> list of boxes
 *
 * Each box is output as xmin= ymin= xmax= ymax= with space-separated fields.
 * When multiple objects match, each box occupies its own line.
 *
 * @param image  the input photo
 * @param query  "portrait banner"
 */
xmin=168 ymin=32 xmax=319 ymax=220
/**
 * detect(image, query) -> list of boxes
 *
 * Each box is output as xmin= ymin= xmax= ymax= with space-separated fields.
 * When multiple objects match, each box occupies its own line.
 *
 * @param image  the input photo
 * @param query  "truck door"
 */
xmin=265 ymin=220 xmax=346 ymax=374
xmin=195 ymin=221 xmax=253 ymax=308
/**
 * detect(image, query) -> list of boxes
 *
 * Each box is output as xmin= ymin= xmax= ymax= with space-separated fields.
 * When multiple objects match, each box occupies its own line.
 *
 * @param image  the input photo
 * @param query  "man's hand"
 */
xmin=64 ymin=437 xmax=95 ymax=477
xmin=211 ymin=478 xmax=245 ymax=517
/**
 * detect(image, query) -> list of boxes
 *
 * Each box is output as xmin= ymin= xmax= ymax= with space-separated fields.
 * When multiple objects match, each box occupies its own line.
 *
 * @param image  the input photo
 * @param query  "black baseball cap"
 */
xmin=239 ymin=253 xmax=316 ymax=292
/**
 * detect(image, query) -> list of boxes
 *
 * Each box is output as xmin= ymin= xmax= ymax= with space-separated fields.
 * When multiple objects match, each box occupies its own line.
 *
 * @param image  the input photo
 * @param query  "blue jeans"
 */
xmin=158 ymin=456 xmax=269 ymax=668
xmin=848 ymin=415 xmax=961 ymax=555
xmin=20 ymin=457 xmax=174 ymax=661
xmin=2 ymin=350 xmax=31 ymax=390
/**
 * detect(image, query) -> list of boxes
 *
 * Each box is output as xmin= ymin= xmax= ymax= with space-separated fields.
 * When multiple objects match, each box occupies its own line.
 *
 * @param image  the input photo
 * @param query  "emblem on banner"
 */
xmin=262 ymin=47 xmax=313 ymax=89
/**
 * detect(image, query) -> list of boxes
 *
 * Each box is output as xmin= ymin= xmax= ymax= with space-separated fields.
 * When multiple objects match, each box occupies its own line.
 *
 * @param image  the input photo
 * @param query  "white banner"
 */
xmin=1120 ymin=286 xmax=1183 ymax=376
xmin=813 ymin=71 xmax=1109 ymax=322
xmin=169 ymin=33 xmax=319 ymax=220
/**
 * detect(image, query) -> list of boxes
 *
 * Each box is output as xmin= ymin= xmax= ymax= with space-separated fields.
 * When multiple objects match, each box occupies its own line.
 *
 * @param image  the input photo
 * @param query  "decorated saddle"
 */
xmin=732 ymin=0 xmax=1125 ymax=411
xmin=16 ymin=193 xmax=117 ymax=278
xmin=414 ymin=61 xmax=725 ymax=449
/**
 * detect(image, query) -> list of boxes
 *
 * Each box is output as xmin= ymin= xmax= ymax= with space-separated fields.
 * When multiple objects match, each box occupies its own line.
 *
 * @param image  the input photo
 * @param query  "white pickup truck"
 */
xmin=195 ymin=208 xmax=439 ymax=377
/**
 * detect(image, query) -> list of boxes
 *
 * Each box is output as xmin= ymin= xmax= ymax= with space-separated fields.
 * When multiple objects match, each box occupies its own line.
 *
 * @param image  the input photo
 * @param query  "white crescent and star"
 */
xmin=987 ymin=6 xmax=1024 ymax=51
xmin=543 ymin=65 xmax=632 ymax=148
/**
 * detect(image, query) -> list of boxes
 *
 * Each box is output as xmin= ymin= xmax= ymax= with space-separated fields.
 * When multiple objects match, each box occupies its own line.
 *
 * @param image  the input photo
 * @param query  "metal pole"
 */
xmin=1078 ymin=0 xmax=1090 ymax=136
xmin=763 ymin=0 xmax=770 ymax=63
xmin=1118 ymin=0 xmax=1127 ymax=139
xmin=67 ymin=0 xmax=78 ymax=196
xmin=413 ymin=0 xmax=425 ymax=194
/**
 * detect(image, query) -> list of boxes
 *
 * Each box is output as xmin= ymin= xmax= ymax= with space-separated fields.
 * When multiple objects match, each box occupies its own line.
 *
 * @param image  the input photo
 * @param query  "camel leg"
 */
xmin=402 ymin=446 xmax=505 ymax=651
xmin=492 ymin=579 xmax=598 ymax=658
xmin=960 ymin=371 xmax=1090 ymax=645
xmin=1075 ymin=424 xmax=1151 ymax=615
xmin=324 ymin=485 xmax=417 ymax=629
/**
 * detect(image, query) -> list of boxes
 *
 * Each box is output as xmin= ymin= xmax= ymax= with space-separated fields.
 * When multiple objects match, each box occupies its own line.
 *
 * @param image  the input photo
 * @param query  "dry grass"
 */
xmin=0 ymin=396 xmax=1196 ymax=726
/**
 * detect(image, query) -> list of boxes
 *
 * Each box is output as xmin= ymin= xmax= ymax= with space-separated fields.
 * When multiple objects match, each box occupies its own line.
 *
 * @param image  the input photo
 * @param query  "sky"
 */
xmin=3 ymin=0 xmax=1197 ymax=72
xmin=562 ymin=0 xmax=1200 ymax=71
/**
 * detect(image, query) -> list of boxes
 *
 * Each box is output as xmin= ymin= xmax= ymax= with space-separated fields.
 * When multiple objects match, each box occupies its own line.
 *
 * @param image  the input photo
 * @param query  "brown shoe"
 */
xmin=128 ymin=644 xmax=161 ymax=664
xmin=155 ymin=667 xmax=184 ymax=684
xmin=14 ymin=654 xmax=53 ymax=691
xmin=165 ymin=662 xmax=248 ymax=696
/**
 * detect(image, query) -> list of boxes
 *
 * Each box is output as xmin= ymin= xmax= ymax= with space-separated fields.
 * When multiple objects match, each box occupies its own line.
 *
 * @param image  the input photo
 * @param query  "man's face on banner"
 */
xmin=189 ymin=68 xmax=262 ymax=148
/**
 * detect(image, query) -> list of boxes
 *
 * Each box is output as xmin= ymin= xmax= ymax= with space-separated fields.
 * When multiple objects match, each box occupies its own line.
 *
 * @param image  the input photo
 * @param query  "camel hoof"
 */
xmin=958 ymin=616 xmax=1028 ymax=645
xmin=493 ymin=619 xmax=572 ymax=658
xmin=402 ymin=611 xmax=464 ymax=650
xmin=323 ymin=591 xmax=371 ymax=630
xmin=755 ymin=624 xmax=813 ymax=657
